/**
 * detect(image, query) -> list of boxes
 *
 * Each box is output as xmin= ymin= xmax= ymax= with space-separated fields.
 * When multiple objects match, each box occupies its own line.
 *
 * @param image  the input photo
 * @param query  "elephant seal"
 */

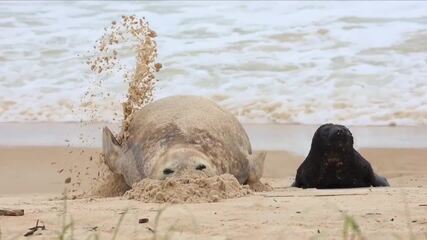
xmin=102 ymin=95 xmax=266 ymax=189
xmin=292 ymin=123 xmax=389 ymax=189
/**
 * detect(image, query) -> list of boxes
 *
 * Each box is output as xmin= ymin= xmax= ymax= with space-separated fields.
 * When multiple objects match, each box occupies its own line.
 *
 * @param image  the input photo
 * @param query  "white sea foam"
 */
xmin=0 ymin=1 xmax=426 ymax=125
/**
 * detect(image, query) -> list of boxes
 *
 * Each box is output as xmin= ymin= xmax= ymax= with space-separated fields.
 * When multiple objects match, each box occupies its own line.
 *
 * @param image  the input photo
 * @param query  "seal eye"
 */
xmin=163 ymin=168 xmax=174 ymax=175
xmin=196 ymin=164 xmax=206 ymax=171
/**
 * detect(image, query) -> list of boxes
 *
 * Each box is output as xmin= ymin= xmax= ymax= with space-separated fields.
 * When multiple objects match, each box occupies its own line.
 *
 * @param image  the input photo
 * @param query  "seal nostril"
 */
xmin=196 ymin=164 xmax=206 ymax=171
xmin=336 ymin=129 xmax=344 ymax=136
xmin=163 ymin=168 xmax=174 ymax=175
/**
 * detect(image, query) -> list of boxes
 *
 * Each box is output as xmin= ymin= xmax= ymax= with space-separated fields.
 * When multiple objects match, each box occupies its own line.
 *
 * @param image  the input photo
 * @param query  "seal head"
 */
xmin=150 ymin=144 xmax=218 ymax=180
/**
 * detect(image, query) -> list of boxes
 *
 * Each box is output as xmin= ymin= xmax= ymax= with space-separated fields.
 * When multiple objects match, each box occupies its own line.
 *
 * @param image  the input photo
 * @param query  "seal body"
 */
xmin=103 ymin=95 xmax=265 ymax=188
xmin=292 ymin=123 xmax=389 ymax=189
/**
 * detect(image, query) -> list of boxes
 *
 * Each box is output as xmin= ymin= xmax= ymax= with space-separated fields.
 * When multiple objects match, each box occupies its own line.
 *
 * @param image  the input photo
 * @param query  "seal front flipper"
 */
xmin=246 ymin=152 xmax=271 ymax=191
xmin=372 ymin=173 xmax=390 ymax=187
xmin=102 ymin=127 xmax=123 ymax=174
xmin=247 ymin=152 xmax=266 ymax=184
xmin=291 ymin=172 xmax=299 ymax=187
xmin=291 ymin=180 xmax=302 ymax=188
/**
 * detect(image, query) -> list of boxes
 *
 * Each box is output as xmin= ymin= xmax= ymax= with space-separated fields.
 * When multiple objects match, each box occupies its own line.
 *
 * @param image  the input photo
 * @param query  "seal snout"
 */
xmin=152 ymin=145 xmax=218 ymax=180
xmin=330 ymin=127 xmax=347 ymax=138
xmin=328 ymin=126 xmax=351 ymax=147
xmin=162 ymin=163 xmax=207 ymax=177
xmin=334 ymin=128 xmax=345 ymax=137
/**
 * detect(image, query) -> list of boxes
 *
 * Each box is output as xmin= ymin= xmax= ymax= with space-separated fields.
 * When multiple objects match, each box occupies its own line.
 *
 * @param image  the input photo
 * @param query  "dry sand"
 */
xmin=125 ymin=174 xmax=251 ymax=203
xmin=1 ymin=137 xmax=427 ymax=239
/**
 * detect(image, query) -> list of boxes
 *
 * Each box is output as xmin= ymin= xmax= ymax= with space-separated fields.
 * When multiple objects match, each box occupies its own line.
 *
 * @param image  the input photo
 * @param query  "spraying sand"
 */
xmin=84 ymin=15 xmax=161 ymax=143
xmin=81 ymin=15 xmax=159 ymax=198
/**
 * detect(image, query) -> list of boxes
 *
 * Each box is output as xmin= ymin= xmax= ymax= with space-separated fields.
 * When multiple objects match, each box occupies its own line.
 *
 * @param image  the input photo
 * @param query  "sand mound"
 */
xmin=125 ymin=174 xmax=251 ymax=203
xmin=86 ymin=154 xmax=271 ymax=202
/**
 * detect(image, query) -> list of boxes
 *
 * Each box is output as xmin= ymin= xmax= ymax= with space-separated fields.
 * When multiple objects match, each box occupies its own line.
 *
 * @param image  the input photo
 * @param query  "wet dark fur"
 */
xmin=292 ymin=123 xmax=389 ymax=189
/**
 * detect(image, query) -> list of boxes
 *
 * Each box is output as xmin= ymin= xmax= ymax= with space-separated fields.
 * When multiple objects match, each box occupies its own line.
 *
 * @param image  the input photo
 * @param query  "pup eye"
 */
xmin=163 ymin=168 xmax=174 ymax=175
xmin=196 ymin=164 xmax=206 ymax=171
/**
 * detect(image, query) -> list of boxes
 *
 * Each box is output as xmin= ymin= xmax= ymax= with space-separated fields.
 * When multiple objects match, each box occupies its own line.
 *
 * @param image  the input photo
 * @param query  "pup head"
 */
xmin=150 ymin=144 xmax=218 ymax=180
xmin=310 ymin=123 xmax=354 ymax=154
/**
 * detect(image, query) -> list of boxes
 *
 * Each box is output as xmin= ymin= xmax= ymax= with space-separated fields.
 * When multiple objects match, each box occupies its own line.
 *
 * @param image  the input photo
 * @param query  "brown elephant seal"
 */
xmin=102 ymin=95 xmax=266 ymax=189
xmin=292 ymin=123 xmax=389 ymax=189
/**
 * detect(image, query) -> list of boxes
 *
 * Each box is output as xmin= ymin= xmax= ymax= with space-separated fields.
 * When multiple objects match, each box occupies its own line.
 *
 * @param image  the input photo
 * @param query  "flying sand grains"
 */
xmin=82 ymin=15 xmax=161 ymax=198
xmin=85 ymin=15 xmax=160 ymax=144
xmin=65 ymin=177 xmax=71 ymax=184
xmin=89 ymin=154 xmax=130 ymax=197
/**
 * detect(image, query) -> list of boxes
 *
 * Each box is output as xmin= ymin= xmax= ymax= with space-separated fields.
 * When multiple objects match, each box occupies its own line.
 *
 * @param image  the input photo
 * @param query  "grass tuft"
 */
xmin=112 ymin=210 xmax=127 ymax=240
xmin=153 ymin=207 xmax=170 ymax=240
xmin=152 ymin=206 xmax=198 ymax=240
xmin=402 ymin=191 xmax=416 ymax=240
xmin=57 ymin=190 xmax=75 ymax=240
xmin=342 ymin=214 xmax=363 ymax=240
xmin=85 ymin=232 xmax=100 ymax=240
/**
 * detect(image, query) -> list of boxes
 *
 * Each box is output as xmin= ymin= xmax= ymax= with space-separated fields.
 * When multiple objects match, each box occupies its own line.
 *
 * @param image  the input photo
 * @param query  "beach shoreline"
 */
xmin=1 ymin=122 xmax=427 ymax=154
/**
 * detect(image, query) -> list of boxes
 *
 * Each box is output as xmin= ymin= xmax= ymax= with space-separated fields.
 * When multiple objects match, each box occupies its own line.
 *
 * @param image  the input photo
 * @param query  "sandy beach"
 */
xmin=1 ymin=123 xmax=426 ymax=239
xmin=2 ymin=3 xmax=427 ymax=239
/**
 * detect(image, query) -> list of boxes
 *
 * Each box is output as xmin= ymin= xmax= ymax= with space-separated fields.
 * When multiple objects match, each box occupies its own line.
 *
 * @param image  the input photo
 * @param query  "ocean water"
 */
xmin=1 ymin=1 xmax=427 ymax=125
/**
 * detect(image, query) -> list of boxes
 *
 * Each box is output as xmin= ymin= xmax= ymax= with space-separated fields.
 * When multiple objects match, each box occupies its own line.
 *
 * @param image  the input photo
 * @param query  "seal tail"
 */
xmin=102 ymin=127 xmax=123 ymax=174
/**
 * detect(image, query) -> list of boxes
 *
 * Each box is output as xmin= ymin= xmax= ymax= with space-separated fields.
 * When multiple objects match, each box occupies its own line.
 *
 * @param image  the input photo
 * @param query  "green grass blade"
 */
xmin=112 ymin=210 xmax=128 ymax=240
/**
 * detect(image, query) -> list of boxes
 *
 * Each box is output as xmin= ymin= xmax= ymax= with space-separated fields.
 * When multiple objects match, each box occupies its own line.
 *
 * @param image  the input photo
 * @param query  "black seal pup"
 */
xmin=292 ymin=123 xmax=389 ymax=189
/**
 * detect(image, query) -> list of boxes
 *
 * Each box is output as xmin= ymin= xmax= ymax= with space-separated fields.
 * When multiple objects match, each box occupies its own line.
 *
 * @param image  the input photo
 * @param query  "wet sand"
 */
xmin=1 ymin=124 xmax=427 ymax=239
